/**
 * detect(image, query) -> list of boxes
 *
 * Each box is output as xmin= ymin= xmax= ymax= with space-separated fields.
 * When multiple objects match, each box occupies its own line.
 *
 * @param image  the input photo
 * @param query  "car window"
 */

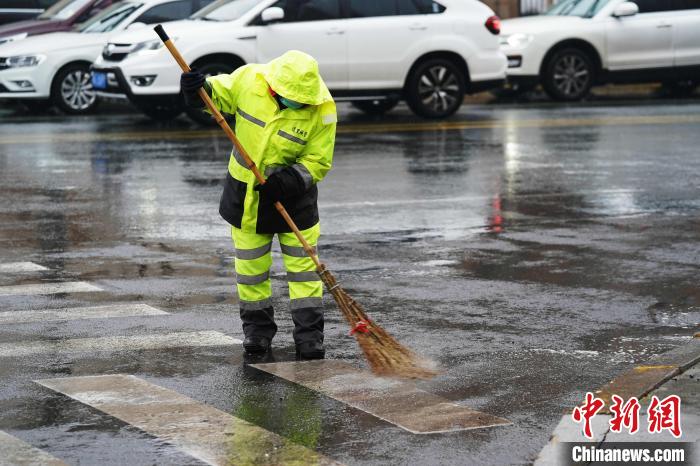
xmin=348 ymin=0 xmax=395 ymax=17
xmin=634 ymin=0 xmax=700 ymax=13
xmin=191 ymin=0 xmax=260 ymax=21
xmin=38 ymin=0 xmax=59 ymax=7
xmin=3 ymin=0 xmax=38 ymax=7
xmin=397 ymin=0 xmax=444 ymax=15
xmin=39 ymin=0 xmax=94 ymax=20
xmin=267 ymin=0 xmax=341 ymax=22
xmin=78 ymin=1 xmax=141 ymax=32
xmin=545 ymin=0 xmax=610 ymax=17
xmin=135 ymin=0 xmax=194 ymax=23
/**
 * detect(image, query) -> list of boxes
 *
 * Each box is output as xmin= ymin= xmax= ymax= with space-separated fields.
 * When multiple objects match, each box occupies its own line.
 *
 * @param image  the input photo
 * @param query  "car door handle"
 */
xmin=656 ymin=23 xmax=672 ymax=28
xmin=409 ymin=23 xmax=427 ymax=30
xmin=326 ymin=28 xmax=345 ymax=35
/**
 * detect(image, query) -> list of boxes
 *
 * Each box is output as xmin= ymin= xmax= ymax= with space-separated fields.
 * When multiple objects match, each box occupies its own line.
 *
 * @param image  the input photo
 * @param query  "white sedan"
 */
xmin=0 ymin=0 xmax=211 ymax=114
xmin=500 ymin=0 xmax=700 ymax=101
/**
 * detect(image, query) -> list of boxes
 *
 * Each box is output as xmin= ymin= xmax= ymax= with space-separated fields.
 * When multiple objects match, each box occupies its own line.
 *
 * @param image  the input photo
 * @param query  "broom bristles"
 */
xmin=319 ymin=267 xmax=438 ymax=380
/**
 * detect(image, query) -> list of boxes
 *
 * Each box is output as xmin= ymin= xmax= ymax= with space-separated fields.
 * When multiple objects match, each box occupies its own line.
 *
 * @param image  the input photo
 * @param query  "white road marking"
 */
xmin=251 ymin=360 xmax=511 ymax=434
xmin=0 ymin=262 xmax=48 ymax=273
xmin=36 ymin=375 xmax=342 ymax=466
xmin=0 ymin=304 xmax=168 ymax=325
xmin=0 ymin=331 xmax=240 ymax=358
xmin=0 ymin=430 xmax=68 ymax=466
xmin=0 ymin=282 xmax=103 ymax=297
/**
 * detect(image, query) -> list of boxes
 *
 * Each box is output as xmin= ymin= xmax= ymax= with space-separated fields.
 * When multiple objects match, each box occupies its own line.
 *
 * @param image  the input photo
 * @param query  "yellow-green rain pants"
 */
xmin=232 ymin=222 xmax=323 ymax=343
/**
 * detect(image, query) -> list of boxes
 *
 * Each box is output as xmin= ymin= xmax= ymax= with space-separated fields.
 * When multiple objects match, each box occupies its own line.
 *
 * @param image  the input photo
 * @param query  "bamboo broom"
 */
xmin=154 ymin=25 xmax=437 ymax=379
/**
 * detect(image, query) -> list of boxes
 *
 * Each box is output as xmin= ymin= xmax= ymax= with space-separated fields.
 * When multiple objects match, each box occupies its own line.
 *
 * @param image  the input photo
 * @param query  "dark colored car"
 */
xmin=0 ymin=0 xmax=58 ymax=26
xmin=0 ymin=0 xmax=114 ymax=44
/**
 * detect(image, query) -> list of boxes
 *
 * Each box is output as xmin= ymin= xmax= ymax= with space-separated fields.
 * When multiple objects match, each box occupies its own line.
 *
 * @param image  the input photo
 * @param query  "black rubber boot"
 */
xmin=296 ymin=341 xmax=325 ymax=360
xmin=240 ymin=307 xmax=276 ymax=354
xmin=243 ymin=335 xmax=271 ymax=354
xmin=292 ymin=306 xmax=324 ymax=359
xmin=291 ymin=307 xmax=324 ymax=345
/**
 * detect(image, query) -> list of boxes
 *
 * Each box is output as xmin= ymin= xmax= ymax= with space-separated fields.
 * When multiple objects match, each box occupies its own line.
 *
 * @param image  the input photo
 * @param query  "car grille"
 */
xmin=102 ymin=43 xmax=133 ymax=62
xmin=0 ymin=57 xmax=8 ymax=71
xmin=0 ymin=83 xmax=8 ymax=92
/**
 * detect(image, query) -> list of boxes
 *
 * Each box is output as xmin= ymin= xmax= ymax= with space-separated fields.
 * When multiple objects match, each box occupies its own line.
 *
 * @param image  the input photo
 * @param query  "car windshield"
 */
xmin=38 ymin=0 xmax=94 ymax=20
xmin=544 ymin=0 xmax=610 ymax=17
xmin=191 ymin=0 xmax=261 ymax=22
xmin=78 ymin=1 xmax=141 ymax=33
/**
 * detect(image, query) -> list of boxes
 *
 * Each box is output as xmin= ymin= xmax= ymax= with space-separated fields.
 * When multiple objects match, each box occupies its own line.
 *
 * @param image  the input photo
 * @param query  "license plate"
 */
xmin=91 ymin=72 xmax=107 ymax=89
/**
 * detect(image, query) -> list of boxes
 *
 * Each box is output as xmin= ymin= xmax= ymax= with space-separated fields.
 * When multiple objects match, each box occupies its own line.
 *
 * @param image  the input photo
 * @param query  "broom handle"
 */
xmin=154 ymin=24 xmax=322 ymax=270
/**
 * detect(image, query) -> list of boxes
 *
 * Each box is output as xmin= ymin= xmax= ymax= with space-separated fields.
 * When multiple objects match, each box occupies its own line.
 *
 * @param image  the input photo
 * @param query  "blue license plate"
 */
xmin=91 ymin=72 xmax=107 ymax=89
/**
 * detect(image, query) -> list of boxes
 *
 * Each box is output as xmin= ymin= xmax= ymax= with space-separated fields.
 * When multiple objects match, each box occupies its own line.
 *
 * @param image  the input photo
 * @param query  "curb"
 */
xmin=534 ymin=334 xmax=700 ymax=465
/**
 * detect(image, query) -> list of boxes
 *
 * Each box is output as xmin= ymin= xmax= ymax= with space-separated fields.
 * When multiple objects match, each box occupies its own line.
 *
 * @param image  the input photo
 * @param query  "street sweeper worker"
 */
xmin=180 ymin=50 xmax=337 ymax=359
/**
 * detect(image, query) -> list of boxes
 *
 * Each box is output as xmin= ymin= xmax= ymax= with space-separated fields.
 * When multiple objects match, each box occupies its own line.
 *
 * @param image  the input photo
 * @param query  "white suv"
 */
xmin=500 ymin=0 xmax=700 ymax=101
xmin=92 ymin=0 xmax=507 ymax=122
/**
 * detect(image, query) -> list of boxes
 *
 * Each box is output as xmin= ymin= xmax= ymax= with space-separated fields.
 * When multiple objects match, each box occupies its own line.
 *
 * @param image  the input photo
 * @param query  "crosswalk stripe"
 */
xmin=251 ymin=360 xmax=511 ymax=434
xmin=0 ymin=430 xmax=68 ymax=466
xmin=0 ymin=331 xmax=240 ymax=358
xmin=35 ymin=375 xmax=342 ymax=466
xmin=0 ymin=262 xmax=48 ymax=273
xmin=0 ymin=281 xmax=103 ymax=297
xmin=0 ymin=304 xmax=168 ymax=325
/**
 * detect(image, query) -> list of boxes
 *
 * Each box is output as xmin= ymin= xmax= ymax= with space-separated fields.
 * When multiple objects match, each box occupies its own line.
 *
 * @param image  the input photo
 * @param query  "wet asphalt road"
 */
xmin=0 ymin=100 xmax=699 ymax=465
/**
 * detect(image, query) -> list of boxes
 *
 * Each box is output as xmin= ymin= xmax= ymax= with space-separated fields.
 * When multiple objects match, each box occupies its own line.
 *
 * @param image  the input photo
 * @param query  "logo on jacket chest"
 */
xmin=292 ymin=126 xmax=308 ymax=138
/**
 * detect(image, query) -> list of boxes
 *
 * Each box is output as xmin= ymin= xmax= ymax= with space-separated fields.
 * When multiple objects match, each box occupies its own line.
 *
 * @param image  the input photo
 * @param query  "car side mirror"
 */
xmin=126 ymin=22 xmax=147 ymax=30
xmin=612 ymin=2 xmax=639 ymax=17
xmin=261 ymin=7 xmax=284 ymax=24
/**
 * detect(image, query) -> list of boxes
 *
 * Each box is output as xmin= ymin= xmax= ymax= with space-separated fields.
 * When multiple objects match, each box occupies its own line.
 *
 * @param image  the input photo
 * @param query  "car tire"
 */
xmin=51 ymin=63 xmax=98 ymax=115
xmin=405 ymin=58 xmax=465 ymax=119
xmin=542 ymin=48 xmax=594 ymax=102
xmin=185 ymin=60 xmax=240 ymax=126
xmin=351 ymin=98 xmax=399 ymax=116
xmin=136 ymin=101 xmax=183 ymax=121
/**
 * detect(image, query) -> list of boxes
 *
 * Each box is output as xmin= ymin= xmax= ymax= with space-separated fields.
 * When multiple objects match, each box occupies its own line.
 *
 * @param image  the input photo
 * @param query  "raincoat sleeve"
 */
xmin=205 ymin=66 xmax=247 ymax=115
xmin=293 ymin=102 xmax=337 ymax=188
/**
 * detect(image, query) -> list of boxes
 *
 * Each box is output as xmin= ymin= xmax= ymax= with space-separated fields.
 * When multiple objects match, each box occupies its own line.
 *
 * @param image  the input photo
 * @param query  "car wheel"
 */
xmin=351 ymin=98 xmax=399 ymax=116
xmin=51 ymin=63 xmax=98 ymax=114
xmin=136 ymin=101 xmax=183 ymax=121
xmin=406 ymin=58 xmax=465 ymax=119
xmin=542 ymin=48 xmax=594 ymax=101
xmin=185 ymin=61 xmax=240 ymax=126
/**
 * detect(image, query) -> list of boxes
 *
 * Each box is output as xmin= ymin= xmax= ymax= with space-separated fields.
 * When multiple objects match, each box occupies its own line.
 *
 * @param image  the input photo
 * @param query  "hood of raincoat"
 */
xmin=263 ymin=50 xmax=332 ymax=106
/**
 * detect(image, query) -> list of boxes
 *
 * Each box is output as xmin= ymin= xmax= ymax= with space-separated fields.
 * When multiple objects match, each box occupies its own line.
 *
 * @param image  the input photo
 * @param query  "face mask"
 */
xmin=280 ymin=96 xmax=304 ymax=110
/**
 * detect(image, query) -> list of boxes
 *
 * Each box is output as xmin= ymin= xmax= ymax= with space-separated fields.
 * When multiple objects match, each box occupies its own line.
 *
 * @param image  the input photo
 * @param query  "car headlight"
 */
xmin=5 ymin=54 xmax=45 ymax=68
xmin=0 ymin=32 xmax=28 ymax=45
xmin=130 ymin=38 xmax=168 ymax=55
xmin=501 ymin=33 xmax=534 ymax=49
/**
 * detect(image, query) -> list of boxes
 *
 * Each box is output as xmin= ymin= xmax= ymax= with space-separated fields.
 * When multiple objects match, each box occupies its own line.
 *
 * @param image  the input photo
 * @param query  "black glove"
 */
xmin=254 ymin=172 xmax=285 ymax=203
xmin=180 ymin=69 xmax=205 ymax=93
xmin=254 ymin=167 xmax=306 ymax=203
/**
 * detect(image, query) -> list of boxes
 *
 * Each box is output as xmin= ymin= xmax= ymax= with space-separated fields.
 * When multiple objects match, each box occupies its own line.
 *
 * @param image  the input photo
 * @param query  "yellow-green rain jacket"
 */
xmin=207 ymin=50 xmax=337 ymax=234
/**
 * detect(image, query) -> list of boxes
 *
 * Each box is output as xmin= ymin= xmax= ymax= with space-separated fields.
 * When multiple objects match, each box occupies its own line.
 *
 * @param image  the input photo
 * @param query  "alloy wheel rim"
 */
xmin=61 ymin=70 xmax=96 ymax=111
xmin=553 ymin=55 xmax=590 ymax=97
xmin=417 ymin=65 xmax=460 ymax=113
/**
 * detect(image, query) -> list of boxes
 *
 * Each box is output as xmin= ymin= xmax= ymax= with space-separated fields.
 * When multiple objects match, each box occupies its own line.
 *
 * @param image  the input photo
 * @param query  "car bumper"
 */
xmin=91 ymin=65 xmax=179 ymax=105
xmin=0 ymin=63 xmax=51 ymax=99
